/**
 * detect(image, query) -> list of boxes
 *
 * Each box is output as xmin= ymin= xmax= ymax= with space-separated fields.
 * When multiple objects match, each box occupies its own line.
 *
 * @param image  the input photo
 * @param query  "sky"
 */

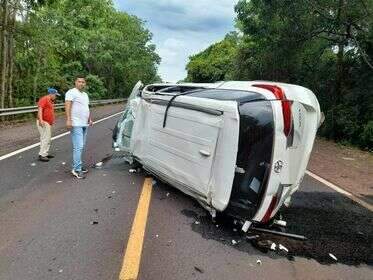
xmin=114 ymin=0 xmax=238 ymax=82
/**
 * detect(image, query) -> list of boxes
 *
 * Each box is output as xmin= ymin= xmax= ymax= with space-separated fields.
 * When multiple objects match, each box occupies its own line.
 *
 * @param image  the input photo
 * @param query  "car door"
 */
xmin=115 ymin=81 xmax=143 ymax=153
xmin=134 ymin=99 xmax=226 ymax=198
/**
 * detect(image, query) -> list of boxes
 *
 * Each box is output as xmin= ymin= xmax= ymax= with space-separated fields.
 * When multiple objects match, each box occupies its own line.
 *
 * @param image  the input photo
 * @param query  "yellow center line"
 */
xmin=119 ymin=177 xmax=153 ymax=280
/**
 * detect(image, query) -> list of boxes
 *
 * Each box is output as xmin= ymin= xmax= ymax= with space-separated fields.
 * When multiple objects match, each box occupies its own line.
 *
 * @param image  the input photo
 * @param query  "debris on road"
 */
xmin=166 ymin=192 xmax=170 ymax=197
xmin=256 ymin=259 xmax=262 ymax=266
xmin=155 ymin=234 xmax=159 ymax=238
xmin=112 ymin=191 xmax=116 ymax=194
xmin=56 ymin=181 xmax=63 ymax=184
xmin=194 ymin=221 xmax=200 ymax=225
xmin=90 ymin=221 xmax=98 ymax=225
xmin=252 ymin=227 xmax=307 ymax=241
xmin=58 ymin=269 xmax=63 ymax=273
xmin=274 ymin=219 xmax=287 ymax=227
xmin=242 ymin=220 xmax=252 ymax=232
xmin=114 ymin=147 xmax=120 ymax=152
xmin=194 ymin=266 xmax=204 ymax=273
xmin=129 ymin=168 xmax=137 ymax=173
xmin=95 ymin=161 xmax=103 ymax=167
xmin=30 ymin=162 xmax=36 ymax=166
xmin=329 ymin=253 xmax=338 ymax=261
xmin=270 ymin=242 xmax=277 ymax=251
xmin=94 ymin=209 xmax=98 ymax=213
xmin=232 ymin=239 xmax=238 ymax=245
xmin=61 ymin=162 xmax=66 ymax=165
xmin=103 ymin=173 xmax=107 ymax=176
xmin=245 ymin=234 xmax=259 ymax=240
xmin=278 ymin=244 xmax=289 ymax=253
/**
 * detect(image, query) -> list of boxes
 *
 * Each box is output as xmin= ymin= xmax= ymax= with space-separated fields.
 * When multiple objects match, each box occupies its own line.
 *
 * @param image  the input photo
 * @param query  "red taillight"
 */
xmin=253 ymin=84 xmax=293 ymax=137
xmin=261 ymin=195 xmax=278 ymax=223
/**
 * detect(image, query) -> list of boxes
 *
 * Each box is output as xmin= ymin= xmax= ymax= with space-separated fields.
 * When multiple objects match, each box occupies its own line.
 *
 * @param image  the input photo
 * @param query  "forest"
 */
xmin=186 ymin=0 xmax=373 ymax=150
xmin=0 ymin=0 xmax=160 ymax=108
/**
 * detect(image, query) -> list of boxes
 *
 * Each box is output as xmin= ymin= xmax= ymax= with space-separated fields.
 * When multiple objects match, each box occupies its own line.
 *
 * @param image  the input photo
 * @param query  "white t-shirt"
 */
xmin=65 ymin=88 xmax=90 ymax=127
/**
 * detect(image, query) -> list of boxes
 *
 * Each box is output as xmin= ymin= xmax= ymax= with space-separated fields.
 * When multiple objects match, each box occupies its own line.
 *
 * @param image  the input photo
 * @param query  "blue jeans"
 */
xmin=71 ymin=126 xmax=88 ymax=172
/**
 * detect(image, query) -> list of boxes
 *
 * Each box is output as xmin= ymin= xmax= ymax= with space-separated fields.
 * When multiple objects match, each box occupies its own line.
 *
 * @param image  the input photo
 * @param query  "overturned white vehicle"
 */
xmin=113 ymin=81 xmax=322 ymax=226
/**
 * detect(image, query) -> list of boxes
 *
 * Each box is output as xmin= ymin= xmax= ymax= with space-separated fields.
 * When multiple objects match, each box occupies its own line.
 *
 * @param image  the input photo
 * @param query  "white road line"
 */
xmin=306 ymin=170 xmax=372 ymax=211
xmin=0 ymin=111 xmax=122 ymax=162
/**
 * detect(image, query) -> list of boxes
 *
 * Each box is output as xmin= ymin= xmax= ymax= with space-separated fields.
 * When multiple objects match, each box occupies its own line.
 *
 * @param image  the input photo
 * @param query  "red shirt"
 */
xmin=38 ymin=96 xmax=55 ymax=125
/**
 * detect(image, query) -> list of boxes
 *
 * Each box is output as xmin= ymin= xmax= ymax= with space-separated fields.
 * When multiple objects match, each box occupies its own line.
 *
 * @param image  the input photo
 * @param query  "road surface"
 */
xmin=0 ymin=107 xmax=371 ymax=280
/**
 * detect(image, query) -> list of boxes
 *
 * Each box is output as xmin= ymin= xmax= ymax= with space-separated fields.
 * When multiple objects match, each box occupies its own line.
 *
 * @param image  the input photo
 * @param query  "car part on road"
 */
xmin=251 ymin=227 xmax=307 ymax=241
xmin=113 ymin=81 xmax=322 ymax=226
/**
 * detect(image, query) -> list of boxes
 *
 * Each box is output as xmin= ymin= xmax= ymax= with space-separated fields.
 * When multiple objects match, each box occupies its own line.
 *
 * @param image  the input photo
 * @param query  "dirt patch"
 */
xmin=308 ymin=138 xmax=373 ymax=204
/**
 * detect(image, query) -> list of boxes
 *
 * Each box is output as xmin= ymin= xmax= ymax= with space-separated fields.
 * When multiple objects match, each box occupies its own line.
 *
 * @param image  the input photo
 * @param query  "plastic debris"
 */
xmin=61 ymin=162 xmax=66 ymax=165
xmin=256 ymin=259 xmax=262 ymax=266
xmin=129 ymin=168 xmax=137 ymax=173
xmin=114 ymin=147 xmax=120 ymax=152
xmin=215 ymin=224 xmax=219 ymax=228
xmin=279 ymin=244 xmax=289 ymax=253
xmin=194 ymin=266 xmax=204 ymax=273
xmin=242 ymin=220 xmax=252 ymax=232
xmin=90 ymin=221 xmax=98 ymax=225
xmin=155 ymin=234 xmax=159 ymax=238
xmin=58 ymin=269 xmax=63 ymax=273
xmin=274 ymin=219 xmax=287 ymax=227
xmin=112 ymin=191 xmax=116 ymax=194
xmin=194 ymin=221 xmax=200 ymax=225
xmin=30 ymin=163 xmax=36 ymax=166
xmin=166 ymin=192 xmax=170 ymax=197
xmin=245 ymin=234 xmax=259 ymax=240
xmin=329 ymin=253 xmax=338 ymax=261
xmin=232 ymin=239 xmax=238 ymax=245
xmin=95 ymin=162 xmax=103 ymax=167
xmin=56 ymin=181 xmax=63 ymax=184
xmin=270 ymin=243 xmax=277 ymax=251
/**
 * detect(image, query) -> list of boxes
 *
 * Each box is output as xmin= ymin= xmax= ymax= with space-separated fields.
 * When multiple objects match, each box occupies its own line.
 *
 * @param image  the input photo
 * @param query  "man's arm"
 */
xmin=37 ymin=106 xmax=45 ymax=126
xmin=65 ymin=100 xmax=72 ymax=129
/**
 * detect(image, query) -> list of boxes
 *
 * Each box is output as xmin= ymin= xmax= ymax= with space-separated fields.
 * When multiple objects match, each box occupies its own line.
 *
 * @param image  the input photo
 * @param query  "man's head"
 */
xmin=74 ymin=75 xmax=86 ymax=91
xmin=47 ymin=88 xmax=60 ymax=101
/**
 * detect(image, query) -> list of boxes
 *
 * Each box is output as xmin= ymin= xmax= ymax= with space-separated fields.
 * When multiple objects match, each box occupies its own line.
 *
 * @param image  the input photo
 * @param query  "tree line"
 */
xmin=186 ymin=0 xmax=373 ymax=150
xmin=0 ymin=0 xmax=160 ymax=108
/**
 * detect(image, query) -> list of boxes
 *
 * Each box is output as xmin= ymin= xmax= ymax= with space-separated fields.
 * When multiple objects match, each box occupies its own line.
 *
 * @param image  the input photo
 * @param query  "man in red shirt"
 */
xmin=37 ymin=88 xmax=60 ymax=162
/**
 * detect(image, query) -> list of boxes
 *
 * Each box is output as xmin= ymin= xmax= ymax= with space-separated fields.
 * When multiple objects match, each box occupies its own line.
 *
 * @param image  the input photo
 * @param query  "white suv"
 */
xmin=113 ymin=81 xmax=322 ymax=226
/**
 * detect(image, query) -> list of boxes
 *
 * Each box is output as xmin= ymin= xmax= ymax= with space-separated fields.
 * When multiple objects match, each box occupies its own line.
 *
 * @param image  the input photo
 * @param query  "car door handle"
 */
xmin=199 ymin=150 xmax=211 ymax=157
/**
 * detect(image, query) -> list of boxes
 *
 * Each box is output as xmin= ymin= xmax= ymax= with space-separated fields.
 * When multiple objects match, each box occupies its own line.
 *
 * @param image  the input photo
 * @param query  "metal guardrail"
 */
xmin=0 ymin=98 xmax=126 ymax=117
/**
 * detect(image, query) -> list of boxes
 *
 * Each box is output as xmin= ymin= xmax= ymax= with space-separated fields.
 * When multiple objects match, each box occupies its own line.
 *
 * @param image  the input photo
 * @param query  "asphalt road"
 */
xmin=0 ymin=111 xmax=371 ymax=280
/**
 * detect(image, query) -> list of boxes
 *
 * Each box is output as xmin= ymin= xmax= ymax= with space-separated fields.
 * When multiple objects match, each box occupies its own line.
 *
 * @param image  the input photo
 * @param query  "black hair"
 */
xmin=75 ymin=74 xmax=86 ymax=81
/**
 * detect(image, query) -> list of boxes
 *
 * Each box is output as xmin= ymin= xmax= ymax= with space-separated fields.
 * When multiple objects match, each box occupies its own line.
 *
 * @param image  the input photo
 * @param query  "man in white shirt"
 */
xmin=65 ymin=75 xmax=93 ymax=179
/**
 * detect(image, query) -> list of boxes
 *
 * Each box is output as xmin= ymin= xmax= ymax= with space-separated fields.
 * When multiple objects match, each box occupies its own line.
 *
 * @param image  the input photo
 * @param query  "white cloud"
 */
xmin=114 ymin=0 xmax=238 ymax=82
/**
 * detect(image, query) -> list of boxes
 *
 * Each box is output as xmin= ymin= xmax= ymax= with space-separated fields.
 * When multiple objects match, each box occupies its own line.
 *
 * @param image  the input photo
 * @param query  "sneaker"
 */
xmin=38 ymin=155 xmax=50 ymax=162
xmin=81 ymin=167 xmax=89 ymax=174
xmin=71 ymin=170 xmax=86 ymax=179
xmin=46 ymin=154 xmax=55 ymax=159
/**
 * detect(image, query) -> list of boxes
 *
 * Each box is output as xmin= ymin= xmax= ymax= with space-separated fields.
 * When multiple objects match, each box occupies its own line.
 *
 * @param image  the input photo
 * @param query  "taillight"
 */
xmin=261 ymin=195 xmax=278 ymax=223
xmin=253 ymin=84 xmax=293 ymax=137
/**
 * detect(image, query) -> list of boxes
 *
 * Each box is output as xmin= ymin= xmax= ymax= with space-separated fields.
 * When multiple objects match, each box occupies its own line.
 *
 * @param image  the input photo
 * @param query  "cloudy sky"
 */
xmin=114 ymin=0 xmax=238 ymax=82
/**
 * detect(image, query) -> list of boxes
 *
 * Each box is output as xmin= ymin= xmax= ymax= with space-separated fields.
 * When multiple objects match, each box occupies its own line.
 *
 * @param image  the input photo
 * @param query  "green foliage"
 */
xmin=85 ymin=74 xmax=106 ymax=100
xmin=185 ymin=0 xmax=373 ymax=150
xmin=185 ymin=32 xmax=238 ymax=82
xmin=12 ymin=0 xmax=160 ymax=104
